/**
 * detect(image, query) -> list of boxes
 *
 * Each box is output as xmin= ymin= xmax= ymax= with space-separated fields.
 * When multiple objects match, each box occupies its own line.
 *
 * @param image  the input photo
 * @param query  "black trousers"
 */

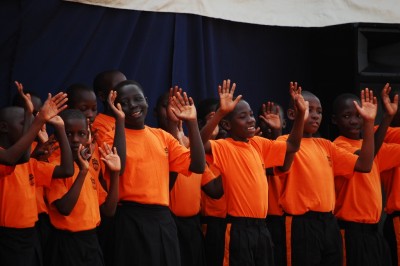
xmin=287 ymin=211 xmax=342 ymax=266
xmin=0 ymin=226 xmax=42 ymax=266
xmin=225 ymin=216 xmax=274 ymax=266
xmin=266 ymin=215 xmax=286 ymax=266
xmin=202 ymin=216 xmax=226 ymax=266
xmin=44 ymin=228 xmax=104 ymax=266
xmin=112 ymin=201 xmax=181 ymax=266
xmin=173 ymin=214 xmax=205 ymax=266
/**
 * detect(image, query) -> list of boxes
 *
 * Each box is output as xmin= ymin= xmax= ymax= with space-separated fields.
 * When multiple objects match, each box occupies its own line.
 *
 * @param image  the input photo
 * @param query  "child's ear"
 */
xmin=220 ymin=119 xmax=231 ymax=131
xmin=0 ymin=121 xmax=8 ymax=134
xmin=331 ymin=114 xmax=337 ymax=125
xmin=287 ymin=108 xmax=296 ymax=121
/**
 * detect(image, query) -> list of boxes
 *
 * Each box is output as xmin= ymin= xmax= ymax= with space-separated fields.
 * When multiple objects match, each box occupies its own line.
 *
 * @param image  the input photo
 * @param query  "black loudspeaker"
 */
xmin=357 ymin=26 xmax=400 ymax=79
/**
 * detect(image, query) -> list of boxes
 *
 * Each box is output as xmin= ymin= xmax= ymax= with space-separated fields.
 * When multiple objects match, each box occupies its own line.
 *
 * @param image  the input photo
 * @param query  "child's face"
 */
xmin=64 ymin=118 xmax=89 ymax=159
xmin=303 ymin=95 xmax=323 ymax=137
xmin=31 ymin=96 xmax=43 ymax=116
xmin=333 ymin=98 xmax=362 ymax=140
xmin=71 ymin=91 xmax=97 ymax=124
xmin=117 ymin=84 xmax=148 ymax=129
xmin=225 ymin=101 xmax=256 ymax=142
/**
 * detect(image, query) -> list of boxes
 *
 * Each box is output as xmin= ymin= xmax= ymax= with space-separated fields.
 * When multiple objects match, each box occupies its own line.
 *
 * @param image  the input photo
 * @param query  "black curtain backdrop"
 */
xmin=1 ymin=0 xmax=376 ymax=138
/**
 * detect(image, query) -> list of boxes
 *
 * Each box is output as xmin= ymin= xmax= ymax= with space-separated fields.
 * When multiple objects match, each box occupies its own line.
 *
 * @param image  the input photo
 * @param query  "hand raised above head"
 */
xmin=381 ymin=83 xmax=399 ymax=116
xmin=354 ymin=88 xmax=377 ymax=122
xmin=259 ymin=102 xmax=281 ymax=130
xmin=15 ymin=81 xmax=34 ymax=114
xmin=169 ymin=91 xmax=197 ymax=121
xmin=167 ymin=86 xmax=182 ymax=123
xmin=38 ymin=92 xmax=68 ymax=121
xmin=107 ymin=90 xmax=125 ymax=119
xmin=218 ymin=79 xmax=242 ymax=115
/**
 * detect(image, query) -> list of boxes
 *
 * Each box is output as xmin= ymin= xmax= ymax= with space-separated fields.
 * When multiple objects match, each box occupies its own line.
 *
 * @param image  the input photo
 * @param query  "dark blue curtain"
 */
xmin=1 ymin=0 xmax=357 ymax=135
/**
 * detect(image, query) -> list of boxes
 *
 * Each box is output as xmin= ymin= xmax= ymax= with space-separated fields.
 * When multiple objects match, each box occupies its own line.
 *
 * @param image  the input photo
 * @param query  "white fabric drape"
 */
xmin=64 ymin=0 xmax=400 ymax=27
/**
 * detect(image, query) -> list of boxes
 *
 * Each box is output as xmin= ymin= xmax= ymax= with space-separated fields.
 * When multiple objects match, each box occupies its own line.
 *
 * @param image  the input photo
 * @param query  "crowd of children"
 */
xmin=1 ymin=71 xmax=399 ymax=266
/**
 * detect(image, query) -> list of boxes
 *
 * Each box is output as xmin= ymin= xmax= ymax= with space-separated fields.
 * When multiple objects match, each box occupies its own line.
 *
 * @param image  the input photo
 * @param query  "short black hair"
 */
xmin=114 ymin=80 xmax=144 ymax=94
xmin=93 ymin=70 xmax=125 ymax=95
xmin=59 ymin=109 xmax=87 ymax=125
xmin=332 ymin=93 xmax=359 ymax=115
xmin=197 ymin=98 xmax=219 ymax=120
xmin=0 ymin=106 xmax=24 ymax=123
xmin=65 ymin=83 xmax=94 ymax=108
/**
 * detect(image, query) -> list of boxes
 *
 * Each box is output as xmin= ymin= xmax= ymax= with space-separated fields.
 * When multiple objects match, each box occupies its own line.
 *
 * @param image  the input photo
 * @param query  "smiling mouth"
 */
xmin=130 ymin=110 xmax=142 ymax=118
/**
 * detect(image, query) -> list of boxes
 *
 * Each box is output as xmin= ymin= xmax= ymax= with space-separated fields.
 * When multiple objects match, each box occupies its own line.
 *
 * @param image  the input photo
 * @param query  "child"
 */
xmin=277 ymin=88 xmax=377 ymax=266
xmin=92 ymin=70 xmax=127 ymax=144
xmin=331 ymin=84 xmax=400 ymax=266
xmin=258 ymin=101 xmax=288 ymax=266
xmin=105 ymin=80 xmax=205 ymax=266
xmin=12 ymin=84 xmax=53 ymax=257
xmin=162 ymin=92 xmax=222 ymax=266
xmin=381 ymin=89 xmax=400 ymax=265
xmin=196 ymin=97 xmax=228 ymax=266
xmin=44 ymin=109 xmax=121 ymax=266
xmin=201 ymin=79 xmax=307 ymax=266
xmin=0 ymin=90 xmax=71 ymax=266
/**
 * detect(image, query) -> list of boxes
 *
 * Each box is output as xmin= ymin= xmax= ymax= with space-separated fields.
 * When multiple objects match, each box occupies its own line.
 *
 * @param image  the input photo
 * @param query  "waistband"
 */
xmin=119 ymin=200 xmax=169 ymax=211
xmin=0 ymin=226 xmax=36 ymax=234
xmin=226 ymin=215 xmax=266 ymax=226
xmin=53 ymin=228 xmax=97 ymax=236
xmin=387 ymin=211 xmax=400 ymax=218
xmin=286 ymin=211 xmax=334 ymax=220
xmin=338 ymin=220 xmax=378 ymax=232
xmin=201 ymin=216 xmax=226 ymax=224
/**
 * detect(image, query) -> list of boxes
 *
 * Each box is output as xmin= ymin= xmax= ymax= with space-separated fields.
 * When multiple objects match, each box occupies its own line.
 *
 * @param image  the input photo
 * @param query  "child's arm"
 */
xmin=373 ymin=83 xmax=398 ymax=155
xmin=169 ymin=91 xmax=205 ymax=174
xmin=278 ymin=82 xmax=307 ymax=172
xmin=200 ymin=79 xmax=242 ymax=153
xmin=15 ymin=81 xmax=35 ymax=163
xmin=98 ymin=143 xmax=120 ymax=217
xmin=166 ymin=87 xmax=190 ymax=147
xmin=202 ymin=175 xmax=223 ymax=199
xmin=0 ymin=92 xmax=68 ymax=165
xmin=53 ymin=144 xmax=88 ymax=216
xmin=353 ymin=88 xmax=377 ymax=172
xmin=48 ymin=116 xmax=74 ymax=178
xmin=107 ymin=91 xmax=126 ymax=175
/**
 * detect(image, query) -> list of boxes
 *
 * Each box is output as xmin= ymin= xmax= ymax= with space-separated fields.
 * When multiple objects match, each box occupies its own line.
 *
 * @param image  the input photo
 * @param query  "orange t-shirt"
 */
xmin=46 ymin=160 xmax=107 ymax=232
xmin=267 ymin=173 xmax=284 ymax=216
xmin=208 ymin=136 xmax=286 ymax=218
xmin=383 ymin=127 xmax=400 ymax=143
xmin=169 ymin=165 xmax=216 ymax=217
xmin=334 ymin=136 xmax=400 ymax=223
xmin=31 ymin=142 xmax=48 ymax=214
xmin=201 ymin=164 xmax=227 ymax=218
xmin=277 ymin=136 xmax=358 ymax=215
xmin=92 ymin=113 xmax=115 ymax=146
xmin=0 ymin=159 xmax=55 ymax=228
xmin=104 ymin=126 xmax=192 ymax=206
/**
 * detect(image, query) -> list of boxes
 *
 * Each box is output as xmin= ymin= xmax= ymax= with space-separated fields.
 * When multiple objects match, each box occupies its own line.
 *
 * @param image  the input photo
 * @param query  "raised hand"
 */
xmin=99 ymin=143 xmax=120 ymax=172
xmin=169 ymin=91 xmax=197 ymax=121
xmin=218 ymin=79 xmax=242 ymax=114
xmin=354 ymin=88 xmax=377 ymax=122
xmin=47 ymin=115 xmax=64 ymax=128
xmin=15 ymin=81 xmax=34 ymax=114
xmin=381 ymin=83 xmax=399 ymax=116
xmin=259 ymin=102 xmax=281 ymax=129
xmin=108 ymin=90 xmax=125 ymax=120
xmin=290 ymin=81 xmax=309 ymax=120
xmin=37 ymin=124 xmax=49 ymax=143
xmin=37 ymin=92 xmax=68 ymax=121
xmin=31 ymin=135 xmax=59 ymax=161
xmin=77 ymin=144 xmax=90 ymax=170
xmin=167 ymin=86 xmax=182 ymax=123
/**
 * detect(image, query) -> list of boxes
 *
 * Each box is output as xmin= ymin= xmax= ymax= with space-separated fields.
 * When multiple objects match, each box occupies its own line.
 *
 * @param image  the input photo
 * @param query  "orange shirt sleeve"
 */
xmin=384 ymin=127 xmax=400 ymax=143
xmin=31 ymin=159 xmax=56 ymax=187
xmin=377 ymin=142 xmax=400 ymax=172
xmin=201 ymin=164 xmax=217 ymax=186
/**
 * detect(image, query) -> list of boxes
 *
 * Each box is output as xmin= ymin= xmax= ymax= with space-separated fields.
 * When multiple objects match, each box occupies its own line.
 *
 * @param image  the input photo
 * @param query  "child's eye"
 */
xmin=66 ymin=132 xmax=72 ymax=137
xmin=79 ymin=132 xmax=87 ymax=137
xmin=134 ymin=96 xmax=145 ymax=102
